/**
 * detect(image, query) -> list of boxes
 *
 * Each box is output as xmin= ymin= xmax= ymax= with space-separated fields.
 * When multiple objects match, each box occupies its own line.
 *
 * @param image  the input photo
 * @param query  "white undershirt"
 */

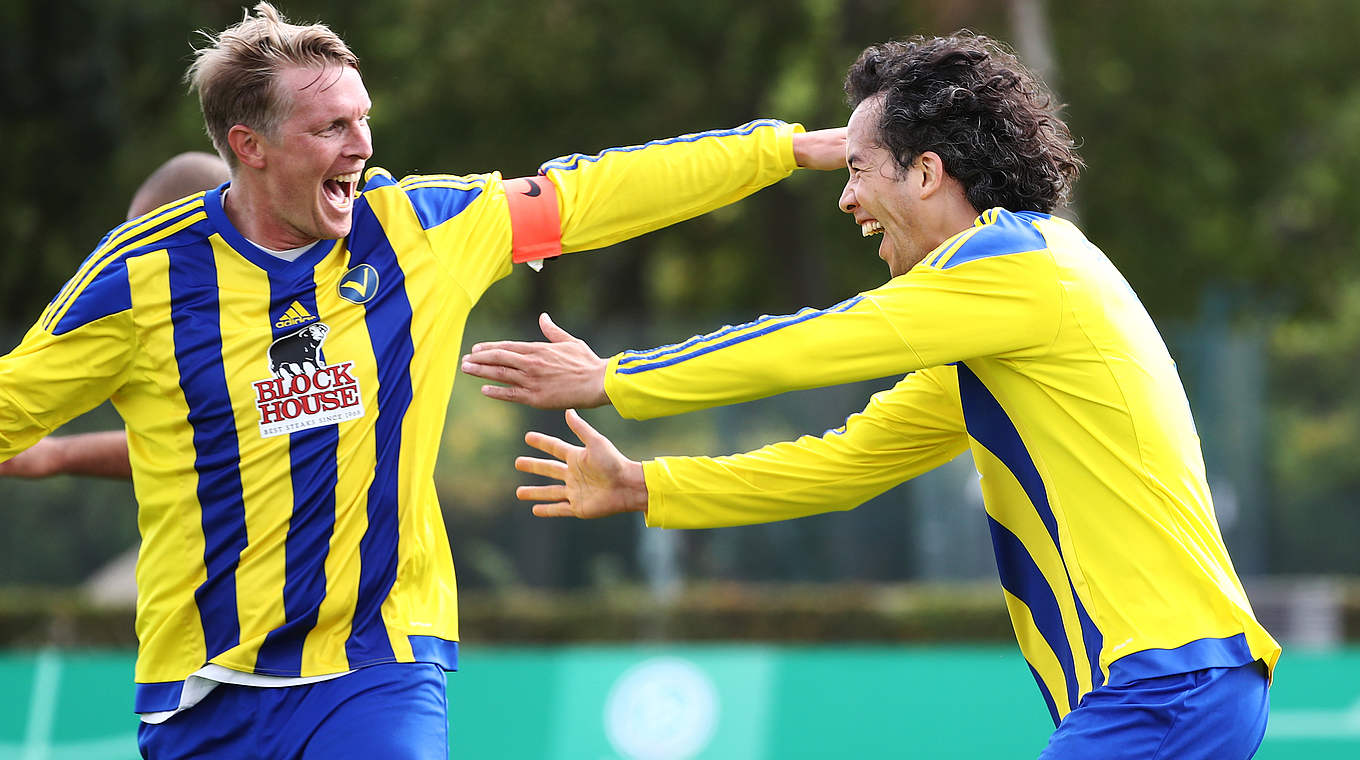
xmin=221 ymin=189 xmax=318 ymax=261
xmin=139 ymin=665 xmax=351 ymax=724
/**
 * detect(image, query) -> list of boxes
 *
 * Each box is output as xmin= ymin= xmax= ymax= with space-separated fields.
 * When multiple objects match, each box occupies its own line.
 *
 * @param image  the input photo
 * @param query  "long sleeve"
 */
xmin=542 ymin=119 xmax=801 ymax=253
xmin=643 ymin=366 xmax=967 ymax=529
xmin=0 ymin=310 xmax=136 ymax=459
xmin=382 ymin=120 xmax=803 ymax=301
xmin=605 ymin=225 xmax=1063 ymax=420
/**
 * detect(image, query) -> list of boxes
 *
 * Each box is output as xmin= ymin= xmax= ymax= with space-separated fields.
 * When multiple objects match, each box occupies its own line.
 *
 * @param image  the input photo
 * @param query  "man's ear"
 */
xmin=227 ymin=125 xmax=268 ymax=170
xmin=917 ymin=151 xmax=947 ymax=198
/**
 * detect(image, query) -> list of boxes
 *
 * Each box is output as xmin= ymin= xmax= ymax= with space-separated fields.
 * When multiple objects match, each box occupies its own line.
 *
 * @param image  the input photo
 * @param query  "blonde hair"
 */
xmin=185 ymin=2 xmax=360 ymax=168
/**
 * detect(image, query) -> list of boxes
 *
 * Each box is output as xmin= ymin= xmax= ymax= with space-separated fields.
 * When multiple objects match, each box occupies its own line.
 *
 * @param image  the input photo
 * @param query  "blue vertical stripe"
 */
xmin=254 ymin=283 xmax=338 ymax=676
xmin=168 ymin=245 xmax=248 ymax=661
xmin=958 ymin=364 xmax=1105 ymax=704
xmin=987 ymin=516 xmax=1080 ymax=712
xmin=344 ymin=208 xmax=413 ymax=666
xmin=1027 ymin=663 xmax=1061 ymax=727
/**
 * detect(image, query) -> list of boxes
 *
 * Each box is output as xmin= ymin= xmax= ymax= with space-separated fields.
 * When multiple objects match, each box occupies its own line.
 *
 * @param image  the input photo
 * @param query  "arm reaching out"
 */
xmin=515 ymin=409 xmax=648 ymax=519
xmin=0 ymin=431 xmax=132 ymax=480
xmin=462 ymin=313 xmax=610 ymax=409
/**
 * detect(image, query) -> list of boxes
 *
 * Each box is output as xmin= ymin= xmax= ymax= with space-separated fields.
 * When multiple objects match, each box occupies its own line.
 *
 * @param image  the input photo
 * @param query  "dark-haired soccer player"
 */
xmin=464 ymin=33 xmax=1280 ymax=759
xmin=0 ymin=3 xmax=845 ymax=758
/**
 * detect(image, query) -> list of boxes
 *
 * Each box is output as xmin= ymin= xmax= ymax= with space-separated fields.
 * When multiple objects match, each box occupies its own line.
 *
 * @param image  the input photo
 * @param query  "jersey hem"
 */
xmin=1106 ymin=632 xmax=1262 ymax=685
xmin=132 ymin=636 xmax=460 ymax=714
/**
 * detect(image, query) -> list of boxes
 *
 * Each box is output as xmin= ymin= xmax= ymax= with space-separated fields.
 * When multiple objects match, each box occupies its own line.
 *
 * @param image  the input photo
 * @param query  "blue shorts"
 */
xmin=1039 ymin=659 xmax=1269 ymax=760
xmin=137 ymin=662 xmax=448 ymax=760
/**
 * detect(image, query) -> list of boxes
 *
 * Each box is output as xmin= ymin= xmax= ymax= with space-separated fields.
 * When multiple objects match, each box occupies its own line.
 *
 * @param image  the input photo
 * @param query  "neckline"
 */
xmin=203 ymin=183 xmax=339 ymax=275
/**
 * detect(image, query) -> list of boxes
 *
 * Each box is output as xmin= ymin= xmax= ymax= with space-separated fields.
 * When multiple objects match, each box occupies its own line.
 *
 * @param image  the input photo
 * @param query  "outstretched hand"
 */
xmin=515 ymin=409 xmax=648 ymax=519
xmin=461 ymin=313 xmax=609 ymax=409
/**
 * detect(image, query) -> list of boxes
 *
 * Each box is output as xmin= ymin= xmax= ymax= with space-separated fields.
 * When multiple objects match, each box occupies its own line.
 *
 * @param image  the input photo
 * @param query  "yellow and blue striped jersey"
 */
xmin=0 ymin=119 xmax=801 ymax=713
xmin=607 ymin=207 xmax=1280 ymax=723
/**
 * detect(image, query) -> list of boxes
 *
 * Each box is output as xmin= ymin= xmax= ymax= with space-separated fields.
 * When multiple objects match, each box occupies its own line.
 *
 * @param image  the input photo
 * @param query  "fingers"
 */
xmin=514 ymin=454 xmax=568 ymax=479
xmin=516 ymin=483 xmax=567 ymax=502
xmin=461 ymin=362 xmax=517 ymax=386
xmin=479 ymin=383 xmax=513 ymax=402
xmin=464 ymin=340 xmax=537 ymax=357
xmin=531 ymin=503 xmax=576 ymax=518
xmin=460 ymin=347 xmax=532 ymax=378
xmin=563 ymin=408 xmax=601 ymax=446
xmin=538 ymin=312 xmax=575 ymax=343
xmin=522 ymin=431 xmax=575 ymax=459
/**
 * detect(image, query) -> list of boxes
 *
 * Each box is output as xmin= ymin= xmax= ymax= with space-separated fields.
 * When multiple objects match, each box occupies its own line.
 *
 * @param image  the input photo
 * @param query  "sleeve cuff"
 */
xmin=780 ymin=122 xmax=805 ymax=173
xmin=641 ymin=459 xmax=668 ymax=528
xmin=602 ymin=353 xmax=641 ymax=420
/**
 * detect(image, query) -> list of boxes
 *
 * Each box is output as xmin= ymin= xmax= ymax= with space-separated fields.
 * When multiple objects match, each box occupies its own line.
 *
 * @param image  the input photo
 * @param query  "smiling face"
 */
xmin=838 ymin=96 xmax=933 ymax=278
xmin=250 ymin=64 xmax=372 ymax=247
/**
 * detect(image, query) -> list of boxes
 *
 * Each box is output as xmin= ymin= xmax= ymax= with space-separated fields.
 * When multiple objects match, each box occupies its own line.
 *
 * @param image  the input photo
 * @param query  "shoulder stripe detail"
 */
xmin=616 ymin=295 xmax=863 ymax=375
xmin=363 ymin=167 xmax=395 ymax=186
xmin=401 ymin=183 xmax=485 ymax=231
xmin=42 ymin=204 xmax=208 ymax=332
xmin=933 ymin=208 xmax=1049 ymax=270
xmin=43 ymin=196 xmax=207 ymax=329
xmin=397 ymin=175 xmax=488 ymax=191
xmin=539 ymin=119 xmax=787 ymax=174
xmin=923 ymin=227 xmax=983 ymax=269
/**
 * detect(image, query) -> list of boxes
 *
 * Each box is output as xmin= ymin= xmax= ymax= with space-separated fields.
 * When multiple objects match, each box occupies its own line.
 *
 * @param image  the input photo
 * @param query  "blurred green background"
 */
xmin=3 ymin=0 xmax=1359 ymax=755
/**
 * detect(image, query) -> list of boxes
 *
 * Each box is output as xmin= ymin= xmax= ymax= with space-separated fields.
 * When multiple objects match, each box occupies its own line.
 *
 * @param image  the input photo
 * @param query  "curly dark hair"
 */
xmin=844 ymin=32 xmax=1082 ymax=213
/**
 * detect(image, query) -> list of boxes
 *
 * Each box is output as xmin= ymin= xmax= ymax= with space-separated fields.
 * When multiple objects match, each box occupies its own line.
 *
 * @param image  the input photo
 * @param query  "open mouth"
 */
xmin=860 ymin=220 xmax=884 ymax=237
xmin=323 ymin=170 xmax=361 ymax=209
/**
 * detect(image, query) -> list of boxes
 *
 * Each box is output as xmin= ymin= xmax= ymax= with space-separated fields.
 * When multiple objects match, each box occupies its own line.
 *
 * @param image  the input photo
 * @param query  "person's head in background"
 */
xmin=127 ymin=151 xmax=231 ymax=220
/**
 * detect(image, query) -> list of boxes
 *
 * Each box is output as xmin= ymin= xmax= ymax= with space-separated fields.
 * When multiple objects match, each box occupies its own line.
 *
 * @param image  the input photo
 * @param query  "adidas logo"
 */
xmin=274 ymin=301 xmax=317 ymax=328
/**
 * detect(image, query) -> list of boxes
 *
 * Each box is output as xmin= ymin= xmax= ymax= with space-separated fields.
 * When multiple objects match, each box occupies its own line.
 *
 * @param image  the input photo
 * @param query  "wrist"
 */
xmin=36 ymin=437 xmax=66 ymax=478
xmin=591 ymin=359 xmax=609 ymax=407
xmin=624 ymin=460 xmax=649 ymax=513
xmin=791 ymin=131 xmax=811 ymax=169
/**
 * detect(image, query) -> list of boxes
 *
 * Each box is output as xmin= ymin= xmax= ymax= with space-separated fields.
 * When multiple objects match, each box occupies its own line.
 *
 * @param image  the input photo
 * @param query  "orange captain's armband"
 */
xmin=504 ymin=175 xmax=562 ymax=267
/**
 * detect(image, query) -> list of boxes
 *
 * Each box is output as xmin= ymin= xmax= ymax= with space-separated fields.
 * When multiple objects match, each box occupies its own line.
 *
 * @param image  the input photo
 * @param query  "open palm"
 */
xmin=515 ymin=410 xmax=648 ymax=519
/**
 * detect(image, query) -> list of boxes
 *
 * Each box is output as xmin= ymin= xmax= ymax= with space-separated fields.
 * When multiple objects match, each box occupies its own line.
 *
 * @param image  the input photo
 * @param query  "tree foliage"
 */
xmin=3 ymin=0 xmax=1359 ymax=584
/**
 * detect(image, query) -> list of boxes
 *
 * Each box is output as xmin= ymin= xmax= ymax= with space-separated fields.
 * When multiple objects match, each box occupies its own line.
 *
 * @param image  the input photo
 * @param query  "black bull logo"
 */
xmin=269 ymin=323 xmax=329 ymax=379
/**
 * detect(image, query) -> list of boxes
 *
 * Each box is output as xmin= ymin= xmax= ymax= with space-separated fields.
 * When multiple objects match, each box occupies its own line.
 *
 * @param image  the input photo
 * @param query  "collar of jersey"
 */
xmin=204 ymin=184 xmax=339 ymax=275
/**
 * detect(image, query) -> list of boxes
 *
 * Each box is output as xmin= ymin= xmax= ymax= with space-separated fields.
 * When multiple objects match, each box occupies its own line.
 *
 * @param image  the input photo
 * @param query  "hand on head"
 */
xmin=792 ymin=127 xmax=849 ymax=171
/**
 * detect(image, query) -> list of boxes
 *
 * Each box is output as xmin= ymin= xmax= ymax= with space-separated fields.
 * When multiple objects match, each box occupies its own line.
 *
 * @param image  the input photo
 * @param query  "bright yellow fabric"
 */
xmin=0 ymin=120 xmax=801 ymax=710
xmin=613 ymin=208 xmax=1279 ymax=719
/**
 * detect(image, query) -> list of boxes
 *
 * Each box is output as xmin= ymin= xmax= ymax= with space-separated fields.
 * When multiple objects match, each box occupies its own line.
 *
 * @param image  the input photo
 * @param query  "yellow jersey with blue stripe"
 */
xmin=0 ymin=119 xmax=800 ymax=713
xmin=606 ymin=207 xmax=1280 ymax=723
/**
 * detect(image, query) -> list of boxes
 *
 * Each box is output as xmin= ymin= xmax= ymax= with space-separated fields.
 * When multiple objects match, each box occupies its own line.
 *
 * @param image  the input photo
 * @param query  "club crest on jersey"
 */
xmin=338 ymin=264 xmax=379 ymax=304
xmin=252 ymin=322 xmax=365 ymax=438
